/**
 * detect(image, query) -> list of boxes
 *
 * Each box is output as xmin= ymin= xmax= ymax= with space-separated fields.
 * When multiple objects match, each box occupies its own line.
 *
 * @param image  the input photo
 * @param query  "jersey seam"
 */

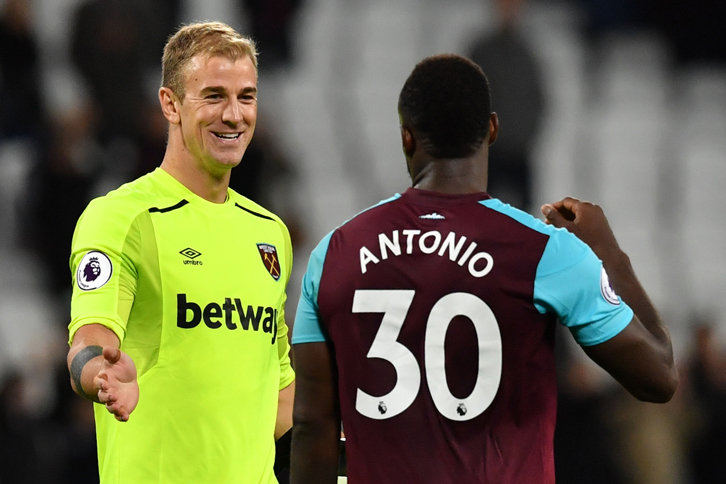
xmin=476 ymin=201 xmax=589 ymax=277
xmin=337 ymin=194 xmax=402 ymax=229
xmin=235 ymin=202 xmax=275 ymax=220
xmin=69 ymin=315 xmax=126 ymax=343
xmin=148 ymin=199 xmax=189 ymax=213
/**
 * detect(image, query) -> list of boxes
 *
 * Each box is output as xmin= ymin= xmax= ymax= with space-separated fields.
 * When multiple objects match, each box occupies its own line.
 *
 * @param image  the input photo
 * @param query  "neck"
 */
xmin=410 ymin=152 xmax=489 ymax=195
xmin=160 ymin=136 xmax=230 ymax=204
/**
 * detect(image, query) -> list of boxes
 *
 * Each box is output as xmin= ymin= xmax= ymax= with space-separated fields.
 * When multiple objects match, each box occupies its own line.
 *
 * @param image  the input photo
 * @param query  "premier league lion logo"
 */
xmin=456 ymin=403 xmax=468 ymax=416
xmin=83 ymin=257 xmax=102 ymax=282
xmin=378 ymin=401 xmax=387 ymax=414
xmin=77 ymin=251 xmax=113 ymax=291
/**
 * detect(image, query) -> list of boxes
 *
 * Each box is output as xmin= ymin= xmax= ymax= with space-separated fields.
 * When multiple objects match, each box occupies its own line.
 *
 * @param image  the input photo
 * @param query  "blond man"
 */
xmin=67 ymin=22 xmax=295 ymax=483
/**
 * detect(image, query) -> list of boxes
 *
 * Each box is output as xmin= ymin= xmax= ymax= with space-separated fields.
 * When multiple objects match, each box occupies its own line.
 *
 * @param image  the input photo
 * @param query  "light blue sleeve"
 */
xmin=291 ymin=231 xmax=334 ymax=344
xmin=533 ymin=227 xmax=633 ymax=346
xmin=292 ymin=195 xmax=402 ymax=344
xmin=479 ymin=199 xmax=633 ymax=347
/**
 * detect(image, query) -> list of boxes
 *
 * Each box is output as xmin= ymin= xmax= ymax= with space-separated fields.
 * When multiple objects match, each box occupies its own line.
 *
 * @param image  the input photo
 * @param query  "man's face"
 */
xmin=177 ymin=54 xmax=257 ymax=175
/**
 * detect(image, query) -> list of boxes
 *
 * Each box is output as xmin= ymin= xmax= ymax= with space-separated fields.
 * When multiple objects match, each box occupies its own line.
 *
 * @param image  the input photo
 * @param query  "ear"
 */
xmin=401 ymin=125 xmax=416 ymax=157
xmin=488 ymin=112 xmax=499 ymax=145
xmin=159 ymin=87 xmax=181 ymax=125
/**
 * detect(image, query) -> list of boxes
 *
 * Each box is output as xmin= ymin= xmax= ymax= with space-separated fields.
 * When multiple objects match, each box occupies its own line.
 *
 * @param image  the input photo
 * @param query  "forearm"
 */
xmin=291 ymin=418 xmax=340 ymax=484
xmin=291 ymin=341 xmax=341 ymax=482
xmin=276 ymin=381 xmax=295 ymax=440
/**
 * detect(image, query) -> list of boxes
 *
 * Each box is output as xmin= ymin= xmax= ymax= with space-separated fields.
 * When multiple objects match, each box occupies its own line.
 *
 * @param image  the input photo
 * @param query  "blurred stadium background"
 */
xmin=0 ymin=0 xmax=725 ymax=482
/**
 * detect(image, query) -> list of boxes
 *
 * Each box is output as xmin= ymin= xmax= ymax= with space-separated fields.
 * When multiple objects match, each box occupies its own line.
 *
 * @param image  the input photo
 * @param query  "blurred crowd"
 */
xmin=0 ymin=0 xmax=725 ymax=483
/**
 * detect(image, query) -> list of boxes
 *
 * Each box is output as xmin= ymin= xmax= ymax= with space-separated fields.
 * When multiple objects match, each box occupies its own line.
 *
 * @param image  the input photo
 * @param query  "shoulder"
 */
xmin=228 ymin=190 xmax=292 ymax=247
xmin=481 ymin=199 xmax=585 ymax=242
xmin=479 ymin=199 xmax=593 ymax=271
xmin=75 ymin=172 xmax=183 ymax=239
xmin=228 ymin=190 xmax=285 ymax=224
xmin=89 ymin=171 xmax=177 ymax=213
xmin=335 ymin=193 xmax=402 ymax=232
xmin=477 ymin=199 xmax=551 ymax=233
xmin=81 ymin=177 xmax=151 ymax=224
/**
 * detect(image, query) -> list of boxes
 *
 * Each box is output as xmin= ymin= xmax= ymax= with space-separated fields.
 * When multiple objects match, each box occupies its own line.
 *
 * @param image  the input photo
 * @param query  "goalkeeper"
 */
xmin=66 ymin=21 xmax=294 ymax=484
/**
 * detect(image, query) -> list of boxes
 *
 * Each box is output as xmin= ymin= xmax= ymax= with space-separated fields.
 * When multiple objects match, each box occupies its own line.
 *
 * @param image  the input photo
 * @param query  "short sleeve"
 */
xmin=533 ymin=227 xmax=634 ymax=346
xmin=292 ymin=231 xmax=334 ymax=344
xmin=68 ymin=198 xmax=139 ymax=345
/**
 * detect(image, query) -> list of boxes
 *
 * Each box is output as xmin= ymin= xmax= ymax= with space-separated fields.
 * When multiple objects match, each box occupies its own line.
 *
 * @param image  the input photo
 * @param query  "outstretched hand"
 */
xmin=94 ymin=347 xmax=139 ymax=422
xmin=540 ymin=197 xmax=620 ymax=261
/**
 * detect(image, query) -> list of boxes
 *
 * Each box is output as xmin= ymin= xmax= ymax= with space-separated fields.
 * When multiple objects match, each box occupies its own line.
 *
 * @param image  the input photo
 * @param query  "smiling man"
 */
xmin=66 ymin=22 xmax=295 ymax=484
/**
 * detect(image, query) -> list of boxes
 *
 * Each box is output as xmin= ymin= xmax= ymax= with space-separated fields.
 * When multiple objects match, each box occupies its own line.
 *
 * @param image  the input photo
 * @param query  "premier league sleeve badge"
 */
xmin=77 ymin=250 xmax=113 ymax=291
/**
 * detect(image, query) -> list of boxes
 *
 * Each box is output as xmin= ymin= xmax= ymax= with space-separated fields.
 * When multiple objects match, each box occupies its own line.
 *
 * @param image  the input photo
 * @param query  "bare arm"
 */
xmin=67 ymin=324 xmax=139 ymax=421
xmin=542 ymin=197 xmax=678 ymax=402
xmin=276 ymin=380 xmax=295 ymax=440
xmin=290 ymin=342 xmax=340 ymax=484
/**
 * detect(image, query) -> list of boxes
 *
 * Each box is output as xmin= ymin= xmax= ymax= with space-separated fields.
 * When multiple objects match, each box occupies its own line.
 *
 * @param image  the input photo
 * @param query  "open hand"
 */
xmin=94 ymin=347 xmax=139 ymax=422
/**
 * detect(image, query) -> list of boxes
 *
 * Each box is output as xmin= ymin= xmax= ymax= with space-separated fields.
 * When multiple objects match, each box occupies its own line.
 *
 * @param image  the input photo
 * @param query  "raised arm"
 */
xmin=67 ymin=323 xmax=139 ymax=421
xmin=541 ymin=197 xmax=678 ymax=402
xmin=290 ymin=341 xmax=341 ymax=484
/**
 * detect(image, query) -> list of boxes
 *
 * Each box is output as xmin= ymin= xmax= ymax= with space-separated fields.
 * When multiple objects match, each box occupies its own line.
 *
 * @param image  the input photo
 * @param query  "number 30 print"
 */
xmin=352 ymin=290 xmax=503 ymax=422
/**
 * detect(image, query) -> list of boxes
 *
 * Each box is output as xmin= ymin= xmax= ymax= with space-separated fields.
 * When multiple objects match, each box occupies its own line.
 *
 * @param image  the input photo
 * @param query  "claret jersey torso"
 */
xmin=293 ymin=188 xmax=633 ymax=484
xmin=69 ymin=168 xmax=294 ymax=484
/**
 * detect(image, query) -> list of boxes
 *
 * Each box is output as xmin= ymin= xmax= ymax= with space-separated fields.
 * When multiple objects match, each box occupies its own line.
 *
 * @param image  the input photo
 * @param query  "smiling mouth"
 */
xmin=213 ymin=132 xmax=241 ymax=140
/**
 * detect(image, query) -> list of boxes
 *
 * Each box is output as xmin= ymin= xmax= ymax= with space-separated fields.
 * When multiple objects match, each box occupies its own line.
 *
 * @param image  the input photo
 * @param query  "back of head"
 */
xmin=161 ymin=21 xmax=257 ymax=101
xmin=398 ymin=54 xmax=491 ymax=159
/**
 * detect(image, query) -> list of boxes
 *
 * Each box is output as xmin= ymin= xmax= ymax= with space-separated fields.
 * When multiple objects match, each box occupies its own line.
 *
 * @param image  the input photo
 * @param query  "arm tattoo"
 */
xmin=70 ymin=345 xmax=103 ymax=400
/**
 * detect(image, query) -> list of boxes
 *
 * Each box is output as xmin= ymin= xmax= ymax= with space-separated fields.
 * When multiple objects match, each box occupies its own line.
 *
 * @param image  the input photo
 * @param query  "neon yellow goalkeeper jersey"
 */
xmin=69 ymin=168 xmax=295 ymax=484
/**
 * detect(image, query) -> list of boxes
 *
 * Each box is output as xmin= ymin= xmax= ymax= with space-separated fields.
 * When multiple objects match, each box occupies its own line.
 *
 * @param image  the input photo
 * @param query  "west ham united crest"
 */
xmin=257 ymin=244 xmax=281 ymax=281
xmin=77 ymin=250 xmax=113 ymax=291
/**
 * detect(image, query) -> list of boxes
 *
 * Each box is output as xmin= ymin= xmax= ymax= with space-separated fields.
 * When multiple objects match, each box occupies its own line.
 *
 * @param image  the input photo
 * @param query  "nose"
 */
xmin=221 ymin=99 xmax=242 ymax=126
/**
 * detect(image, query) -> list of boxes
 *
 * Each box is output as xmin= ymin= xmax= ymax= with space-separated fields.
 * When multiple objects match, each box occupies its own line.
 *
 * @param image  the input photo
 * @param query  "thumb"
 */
xmin=541 ymin=204 xmax=568 ymax=228
xmin=103 ymin=346 xmax=122 ymax=365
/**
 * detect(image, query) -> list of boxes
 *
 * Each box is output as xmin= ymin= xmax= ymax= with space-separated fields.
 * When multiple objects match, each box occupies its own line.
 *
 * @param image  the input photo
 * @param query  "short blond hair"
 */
xmin=162 ymin=21 xmax=257 ymax=100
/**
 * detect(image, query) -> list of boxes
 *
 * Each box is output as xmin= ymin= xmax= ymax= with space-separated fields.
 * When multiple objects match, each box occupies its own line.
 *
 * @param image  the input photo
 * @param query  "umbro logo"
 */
xmin=180 ymin=248 xmax=203 ymax=265
xmin=419 ymin=212 xmax=445 ymax=220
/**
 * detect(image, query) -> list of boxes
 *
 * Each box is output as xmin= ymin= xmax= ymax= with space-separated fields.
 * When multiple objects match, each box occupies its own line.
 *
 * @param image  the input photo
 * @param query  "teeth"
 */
xmin=215 ymin=133 xmax=240 ymax=139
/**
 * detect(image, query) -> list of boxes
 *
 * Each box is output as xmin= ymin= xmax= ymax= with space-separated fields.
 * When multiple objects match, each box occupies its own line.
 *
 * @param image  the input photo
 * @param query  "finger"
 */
xmin=94 ymin=375 xmax=109 ymax=390
xmin=103 ymin=346 xmax=122 ymax=365
xmin=560 ymin=197 xmax=583 ymax=218
xmin=559 ymin=196 xmax=580 ymax=209
xmin=94 ymin=376 xmax=110 ymax=400
xmin=98 ymin=389 xmax=117 ymax=404
xmin=541 ymin=204 xmax=571 ymax=229
xmin=107 ymin=403 xmax=129 ymax=422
